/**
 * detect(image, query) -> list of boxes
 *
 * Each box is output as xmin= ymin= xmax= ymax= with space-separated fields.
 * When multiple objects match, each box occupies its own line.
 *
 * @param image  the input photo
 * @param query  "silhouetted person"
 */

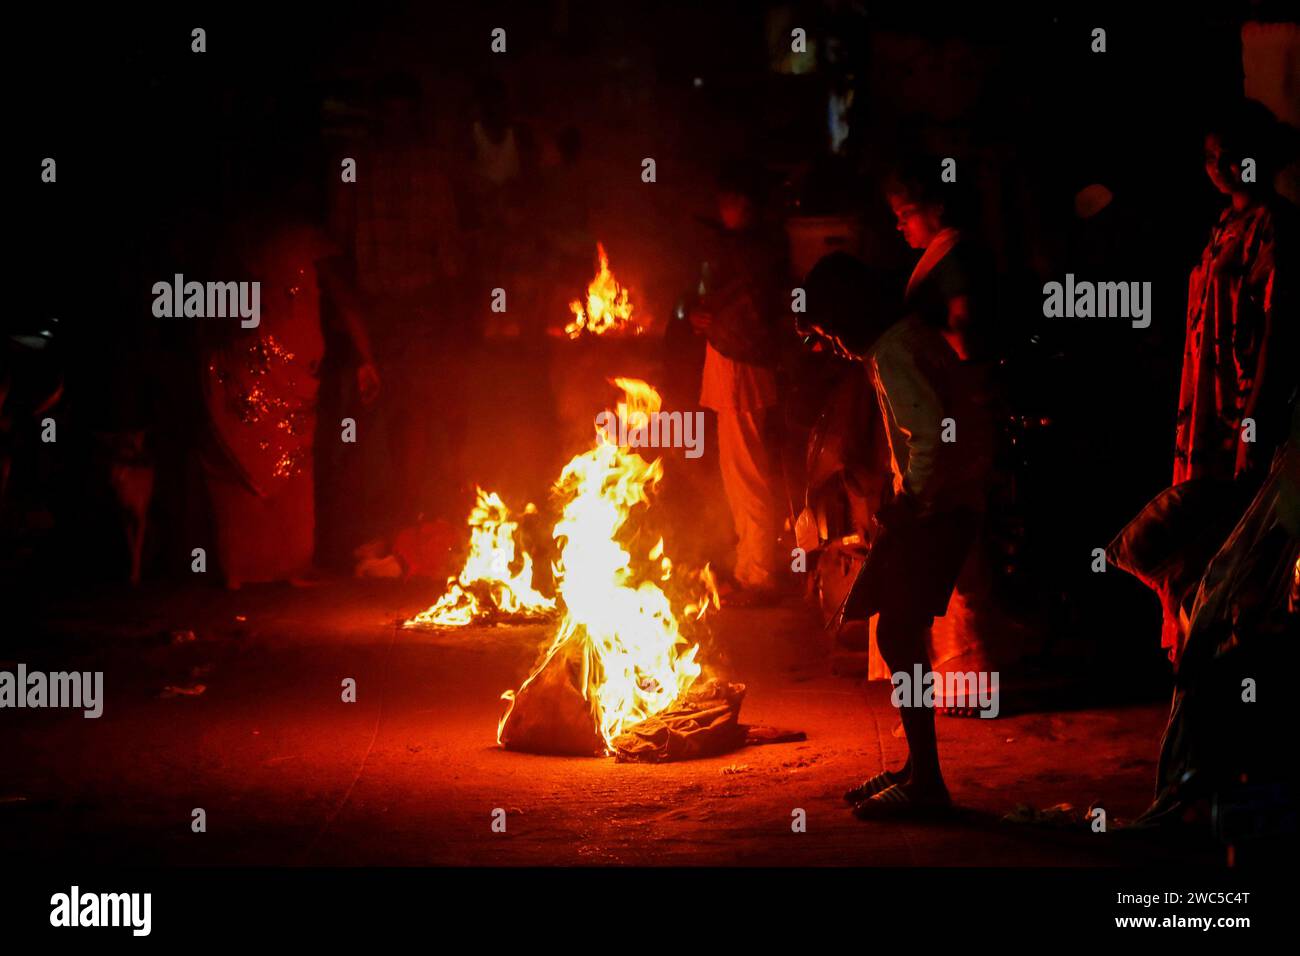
xmin=688 ymin=161 xmax=785 ymax=599
xmin=842 ymin=162 xmax=994 ymax=818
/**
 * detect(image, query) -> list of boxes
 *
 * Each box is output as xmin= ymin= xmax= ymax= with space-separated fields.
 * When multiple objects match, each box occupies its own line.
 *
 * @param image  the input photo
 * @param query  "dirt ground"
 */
xmin=1 ymin=579 xmax=1220 ymax=866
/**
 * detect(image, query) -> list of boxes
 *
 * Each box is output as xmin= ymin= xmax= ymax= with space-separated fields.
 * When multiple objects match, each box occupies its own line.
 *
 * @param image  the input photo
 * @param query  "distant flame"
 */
xmin=404 ymin=488 xmax=555 ymax=628
xmin=565 ymin=244 xmax=638 ymax=338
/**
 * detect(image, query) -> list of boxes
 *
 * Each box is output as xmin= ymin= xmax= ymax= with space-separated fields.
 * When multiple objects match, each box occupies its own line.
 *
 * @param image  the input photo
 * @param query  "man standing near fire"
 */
xmin=688 ymin=160 xmax=785 ymax=603
xmin=840 ymin=161 xmax=995 ymax=817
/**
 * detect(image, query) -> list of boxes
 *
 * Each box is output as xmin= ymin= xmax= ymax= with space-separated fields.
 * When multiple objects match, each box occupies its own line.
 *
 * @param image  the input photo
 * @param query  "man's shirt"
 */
xmin=868 ymin=315 xmax=993 ymax=516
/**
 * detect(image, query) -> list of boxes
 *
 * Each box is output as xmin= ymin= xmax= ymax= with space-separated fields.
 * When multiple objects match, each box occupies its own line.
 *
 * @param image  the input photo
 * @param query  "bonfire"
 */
xmin=404 ymin=377 xmax=720 ymax=755
xmin=498 ymin=379 xmax=718 ymax=753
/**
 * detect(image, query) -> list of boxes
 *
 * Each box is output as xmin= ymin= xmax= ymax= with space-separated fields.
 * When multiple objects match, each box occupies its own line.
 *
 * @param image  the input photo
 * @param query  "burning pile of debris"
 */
xmin=401 ymin=248 xmax=791 ymax=761
xmin=497 ymin=378 xmax=715 ymax=755
xmin=406 ymin=376 xmax=733 ymax=759
xmin=402 ymin=489 xmax=555 ymax=628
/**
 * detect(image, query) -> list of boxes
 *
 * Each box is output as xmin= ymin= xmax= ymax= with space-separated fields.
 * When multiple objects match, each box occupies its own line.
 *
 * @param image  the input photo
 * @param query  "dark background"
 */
xmin=7 ymin=1 xmax=1298 ymax=681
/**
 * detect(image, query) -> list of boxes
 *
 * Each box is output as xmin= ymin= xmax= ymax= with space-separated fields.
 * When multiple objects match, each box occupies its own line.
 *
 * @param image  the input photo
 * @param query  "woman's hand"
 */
xmin=357 ymin=362 xmax=381 ymax=405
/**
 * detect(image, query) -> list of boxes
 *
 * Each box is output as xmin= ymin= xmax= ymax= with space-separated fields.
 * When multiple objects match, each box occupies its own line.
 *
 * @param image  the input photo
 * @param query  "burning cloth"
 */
xmin=613 ymin=681 xmax=748 ymax=762
xmin=498 ymin=640 xmax=607 ymax=756
xmin=498 ymin=649 xmax=748 ymax=762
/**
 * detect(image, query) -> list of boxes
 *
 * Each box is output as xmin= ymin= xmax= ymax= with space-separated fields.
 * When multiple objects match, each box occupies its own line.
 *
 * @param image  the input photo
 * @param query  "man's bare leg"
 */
xmin=873 ymin=609 xmax=949 ymax=803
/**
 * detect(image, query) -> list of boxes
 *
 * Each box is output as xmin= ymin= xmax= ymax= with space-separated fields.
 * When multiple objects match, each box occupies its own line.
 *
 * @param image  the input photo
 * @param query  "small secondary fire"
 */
xmin=564 ymin=244 xmax=640 ymax=338
xmin=403 ymin=489 xmax=554 ymax=628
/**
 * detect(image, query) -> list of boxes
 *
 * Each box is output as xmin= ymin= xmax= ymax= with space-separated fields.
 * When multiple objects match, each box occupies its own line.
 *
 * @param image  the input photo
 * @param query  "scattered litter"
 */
xmin=745 ymin=726 xmax=807 ymax=747
xmin=355 ymin=520 xmax=458 ymax=582
xmin=722 ymin=764 xmax=751 ymax=775
xmin=170 ymin=630 xmax=197 ymax=645
xmin=1002 ymin=803 xmax=1076 ymax=826
xmin=355 ymin=554 xmax=404 ymax=579
xmin=1001 ymin=802 xmax=1103 ymax=829
xmin=780 ymin=755 xmax=818 ymax=769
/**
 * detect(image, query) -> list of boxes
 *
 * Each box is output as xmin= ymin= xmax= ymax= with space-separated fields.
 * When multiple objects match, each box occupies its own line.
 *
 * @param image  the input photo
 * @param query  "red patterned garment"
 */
xmin=1174 ymin=201 xmax=1279 ymax=486
xmin=202 ymin=224 xmax=334 ymax=586
xmin=1163 ymin=197 xmax=1295 ymax=660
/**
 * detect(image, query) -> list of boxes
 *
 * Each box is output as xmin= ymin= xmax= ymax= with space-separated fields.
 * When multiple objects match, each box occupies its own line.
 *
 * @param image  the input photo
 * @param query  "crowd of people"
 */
xmin=673 ymin=98 xmax=1296 ymax=821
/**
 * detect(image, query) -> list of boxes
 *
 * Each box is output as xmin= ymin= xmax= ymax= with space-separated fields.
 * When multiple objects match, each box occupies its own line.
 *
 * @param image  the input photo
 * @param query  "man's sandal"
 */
xmin=851 ymin=784 xmax=951 ymax=820
xmin=843 ymin=770 xmax=902 ymax=804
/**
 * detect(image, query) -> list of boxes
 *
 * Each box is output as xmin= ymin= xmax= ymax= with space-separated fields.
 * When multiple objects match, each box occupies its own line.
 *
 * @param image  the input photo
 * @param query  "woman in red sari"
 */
xmin=202 ymin=219 xmax=378 ymax=588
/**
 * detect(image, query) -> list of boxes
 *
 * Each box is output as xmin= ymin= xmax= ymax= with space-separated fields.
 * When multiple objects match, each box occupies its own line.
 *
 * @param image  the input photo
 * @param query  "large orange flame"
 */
xmin=498 ymin=379 xmax=708 ymax=750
